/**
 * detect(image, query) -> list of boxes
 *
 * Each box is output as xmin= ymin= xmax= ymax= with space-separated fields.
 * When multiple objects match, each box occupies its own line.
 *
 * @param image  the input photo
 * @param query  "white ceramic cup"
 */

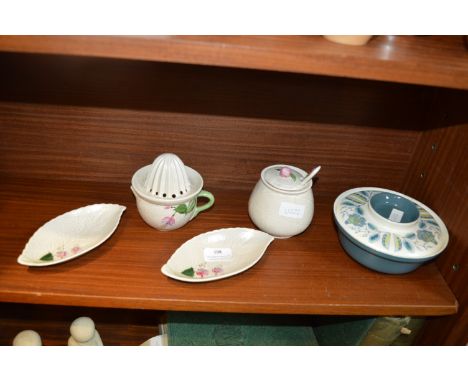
xmin=131 ymin=187 xmax=214 ymax=231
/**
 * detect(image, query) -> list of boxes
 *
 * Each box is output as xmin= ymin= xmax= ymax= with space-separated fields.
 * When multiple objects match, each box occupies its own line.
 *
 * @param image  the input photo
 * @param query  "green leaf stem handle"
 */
xmin=192 ymin=190 xmax=215 ymax=219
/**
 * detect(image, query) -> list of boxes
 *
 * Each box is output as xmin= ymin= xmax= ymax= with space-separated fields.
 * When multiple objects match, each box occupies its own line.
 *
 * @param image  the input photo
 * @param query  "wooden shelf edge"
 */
xmin=0 ymin=290 xmax=458 ymax=317
xmin=0 ymin=36 xmax=467 ymax=90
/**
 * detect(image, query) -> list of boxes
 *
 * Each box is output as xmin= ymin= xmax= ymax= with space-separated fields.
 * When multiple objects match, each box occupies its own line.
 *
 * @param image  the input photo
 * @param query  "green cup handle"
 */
xmin=192 ymin=190 xmax=215 ymax=219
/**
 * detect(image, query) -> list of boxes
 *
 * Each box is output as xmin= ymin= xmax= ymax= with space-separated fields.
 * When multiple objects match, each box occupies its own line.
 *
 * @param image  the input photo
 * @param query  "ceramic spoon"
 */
xmin=300 ymin=166 xmax=321 ymax=185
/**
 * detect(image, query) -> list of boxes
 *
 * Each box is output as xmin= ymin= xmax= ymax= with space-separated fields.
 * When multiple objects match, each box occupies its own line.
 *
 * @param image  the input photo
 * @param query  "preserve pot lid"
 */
xmin=261 ymin=164 xmax=311 ymax=192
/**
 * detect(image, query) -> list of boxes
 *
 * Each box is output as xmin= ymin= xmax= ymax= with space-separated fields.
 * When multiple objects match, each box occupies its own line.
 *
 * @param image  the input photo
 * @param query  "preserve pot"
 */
xmin=248 ymin=164 xmax=315 ymax=238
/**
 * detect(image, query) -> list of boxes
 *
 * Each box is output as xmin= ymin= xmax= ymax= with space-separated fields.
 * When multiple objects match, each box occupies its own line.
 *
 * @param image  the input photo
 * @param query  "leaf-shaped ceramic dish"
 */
xmin=161 ymin=228 xmax=274 ymax=282
xmin=18 ymin=204 xmax=126 ymax=267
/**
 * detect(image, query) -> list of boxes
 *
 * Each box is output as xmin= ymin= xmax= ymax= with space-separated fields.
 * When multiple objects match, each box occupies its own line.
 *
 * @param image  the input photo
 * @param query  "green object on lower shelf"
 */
xmin=167 ymin=312 xmax=318 ymax=346
xmin=313 ymin=316 xmax=377 ymax=345
xmin=167 ymin=312 xmax=423 ymax=346
xmin=313 ymin=316 xmax=422 ymax=345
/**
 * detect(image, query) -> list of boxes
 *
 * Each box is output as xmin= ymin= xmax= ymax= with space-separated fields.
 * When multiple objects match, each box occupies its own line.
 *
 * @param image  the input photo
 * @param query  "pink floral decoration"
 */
xmin=71 ymin=246 xmax=81 ymax=254
xmin=196 ymin=268 xmax=209 ymax=278
xmin=212 ymin=266 xmax=223 ymax=276
xmin=279 ymin=167 xmax=291 ymax=177
xmin=56 ymin=251 xmax=67 ymax=259
xmin=162 ymin=216 xmax=176 ymax=226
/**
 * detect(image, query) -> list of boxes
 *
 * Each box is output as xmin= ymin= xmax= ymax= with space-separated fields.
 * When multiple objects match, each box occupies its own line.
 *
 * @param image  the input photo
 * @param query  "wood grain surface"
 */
xmin=0 ymin=100 xmax=420 ymax=196
xmin=0 ymin=36 xmax=467 ymax=89
xmin=403 ymin=89 xmax=468 ymax=345
xmin=0 ymin=177 xmax=457 ymax=316
xmin=0 ymin=51 xmax=427 ymax=127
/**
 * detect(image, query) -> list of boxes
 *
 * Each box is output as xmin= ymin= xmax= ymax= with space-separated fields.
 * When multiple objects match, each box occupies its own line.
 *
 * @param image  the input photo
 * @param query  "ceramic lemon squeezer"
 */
xmin=131 ymin=153 xmax=215 ymax=231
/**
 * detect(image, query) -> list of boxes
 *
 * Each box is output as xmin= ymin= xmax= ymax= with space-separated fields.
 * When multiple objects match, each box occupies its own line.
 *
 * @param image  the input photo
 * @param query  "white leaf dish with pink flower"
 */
xmin=161 ymin=228 xmax=274 ymax=282
xmin=17 ymin=204 xmax=126 ymax=267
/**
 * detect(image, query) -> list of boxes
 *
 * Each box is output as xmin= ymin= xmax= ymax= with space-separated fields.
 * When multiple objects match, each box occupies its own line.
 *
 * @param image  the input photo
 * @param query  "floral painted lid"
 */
xmin=261 ymin=164 xmax=310 ymax=192
xmin=333 ymin=187 xmax=449 ymax=260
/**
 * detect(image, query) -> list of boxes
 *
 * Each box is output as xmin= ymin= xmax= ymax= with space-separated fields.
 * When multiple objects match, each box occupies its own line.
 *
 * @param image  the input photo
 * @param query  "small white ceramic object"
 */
xmin=17 ymin=204 xmax=126 ymax=267
xmin=161 ymin=228 xmax=274 ymax=282
xmin=323 ymin=35 xmax=373 ymax=46
xmin=131 ymin=153 xmax=214 ymax=231
xmin=248 ymin=164 xmax=319 ymax=238
xmin=141 ymin=334 xmax=168 ymax=346
xmin=68 ymin=317 xmax=103 ymax=346
xmin=13 ymin=330 xmax=42 ymax=346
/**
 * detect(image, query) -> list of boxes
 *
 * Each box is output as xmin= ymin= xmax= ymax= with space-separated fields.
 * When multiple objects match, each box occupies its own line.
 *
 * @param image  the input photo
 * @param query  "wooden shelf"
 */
xmin=0 ymin=36 xmax=467 ymax=90
xmin=0 ymin=36 xmax=465 ymax=344
xmin=0 ymin=176 xmax=457 ymax=316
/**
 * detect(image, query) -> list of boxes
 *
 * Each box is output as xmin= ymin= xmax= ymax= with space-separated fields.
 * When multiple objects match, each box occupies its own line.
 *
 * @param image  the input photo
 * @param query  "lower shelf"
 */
xmin=0 ymin=303 xmax=422 ymax=346
xmin=0 ymin=302 xmax=161 ymax=346
xmin=0 ymin=176 xmax=458 ymax=316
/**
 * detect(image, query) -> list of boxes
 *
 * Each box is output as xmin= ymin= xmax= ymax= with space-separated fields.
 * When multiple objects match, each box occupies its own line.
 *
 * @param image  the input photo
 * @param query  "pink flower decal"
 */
xmin=212 ymin=266 xmax=223 ymax=276
xmin=279 ymin=167 xmax=291 ymax=177
xmin=56 ymin=251 xmax=67 ymax=259
xmin=71 ymin=246 xmax=81 ymax=254
xmin=196 ymin=268 xmax=209 ymax=278
xmin=162 ymin=216 xmax=176 ymax=226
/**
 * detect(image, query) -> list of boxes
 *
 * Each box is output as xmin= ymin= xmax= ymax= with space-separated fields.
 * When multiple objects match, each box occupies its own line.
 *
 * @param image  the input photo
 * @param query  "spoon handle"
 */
xmin=301 ymin=166 xmax=321 ymax=185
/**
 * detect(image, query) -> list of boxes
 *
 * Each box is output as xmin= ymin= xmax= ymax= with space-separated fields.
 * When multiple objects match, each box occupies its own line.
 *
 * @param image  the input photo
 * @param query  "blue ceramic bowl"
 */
xmin=337 ymin=229 xmax=423 ymax=274
xmin=370 ymin=192 xmax=420 ymax=224
xmin=333 ymin=188 xmax=449 ymax=274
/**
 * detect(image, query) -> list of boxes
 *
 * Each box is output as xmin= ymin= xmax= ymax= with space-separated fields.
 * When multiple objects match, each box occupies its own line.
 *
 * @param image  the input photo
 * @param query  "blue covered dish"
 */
xmin=333 ymin=187 xmax=449 ymax=274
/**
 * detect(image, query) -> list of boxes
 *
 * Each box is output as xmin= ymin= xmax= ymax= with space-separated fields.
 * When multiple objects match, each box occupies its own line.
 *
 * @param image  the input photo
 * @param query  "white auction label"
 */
xmin=203 ymin=248 xmax=233 ymax=262
xmin=388 ymin=208 xmax=404 ymax=223
xmin=278 ymin=202 xmax=305 ymax=219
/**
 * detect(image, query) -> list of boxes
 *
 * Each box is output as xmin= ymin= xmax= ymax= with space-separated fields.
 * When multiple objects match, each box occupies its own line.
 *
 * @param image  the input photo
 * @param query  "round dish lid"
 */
xmin=333 ymin=187 xmax=449 ymax=260
xmin=261 ymin=165 xmax=310 ymax=191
